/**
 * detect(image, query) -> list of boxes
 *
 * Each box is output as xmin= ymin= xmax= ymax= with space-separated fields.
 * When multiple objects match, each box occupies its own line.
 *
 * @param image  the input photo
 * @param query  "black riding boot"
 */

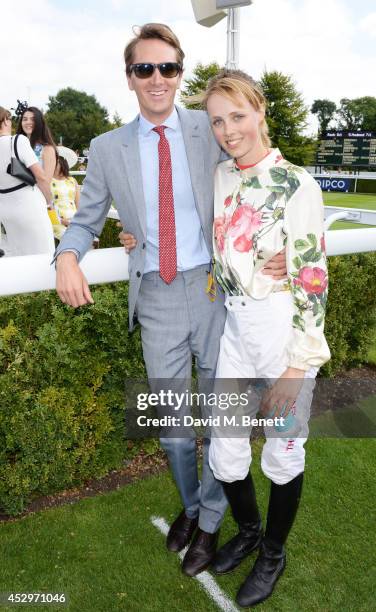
xmin=236 ymin=472 xmax=304 ymax=607
xmin=211 ymin=473 xmax=263 ymax=574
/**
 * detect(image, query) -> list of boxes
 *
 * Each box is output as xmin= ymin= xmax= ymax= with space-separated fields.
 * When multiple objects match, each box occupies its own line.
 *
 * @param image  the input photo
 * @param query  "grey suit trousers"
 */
xmin=136 ymin=264 xmax=228 ymax=533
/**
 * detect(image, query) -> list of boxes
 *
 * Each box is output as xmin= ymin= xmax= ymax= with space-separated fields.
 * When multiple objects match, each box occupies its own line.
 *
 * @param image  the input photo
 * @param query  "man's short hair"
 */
xmin=124 ymin=23 xmax=185 ymax=75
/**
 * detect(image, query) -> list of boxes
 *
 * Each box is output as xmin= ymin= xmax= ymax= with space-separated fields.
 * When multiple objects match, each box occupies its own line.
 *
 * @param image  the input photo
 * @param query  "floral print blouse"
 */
xmin=213 ymin=148 xmax=330 ymax=371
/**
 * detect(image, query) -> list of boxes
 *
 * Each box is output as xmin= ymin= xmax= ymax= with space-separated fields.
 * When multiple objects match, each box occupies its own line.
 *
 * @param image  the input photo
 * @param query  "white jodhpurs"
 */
xmin=209 ymin=292 xmax=317 ymax=486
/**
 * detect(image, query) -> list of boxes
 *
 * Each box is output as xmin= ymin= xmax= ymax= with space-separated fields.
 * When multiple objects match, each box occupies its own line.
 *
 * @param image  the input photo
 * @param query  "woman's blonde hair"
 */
xmin=0 ymin=107 xmax=12 ymax=128
xmin=203 ymin=69 xmax=271 ymax=148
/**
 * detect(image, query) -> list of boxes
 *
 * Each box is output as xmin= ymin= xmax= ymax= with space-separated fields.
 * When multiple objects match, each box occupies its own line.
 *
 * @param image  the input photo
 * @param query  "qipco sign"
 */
xmin=315 ymin=177 xmax=352 ymax=192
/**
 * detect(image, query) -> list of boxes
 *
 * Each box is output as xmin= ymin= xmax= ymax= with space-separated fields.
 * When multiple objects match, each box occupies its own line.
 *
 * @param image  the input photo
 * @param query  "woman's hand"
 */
xmin=117 ymin=222 xmax=137 ymax=254
xmin=260 ymin=367 xmax=305 ymax=418
xmin=61 ymin=218 xmax=70 ymax=227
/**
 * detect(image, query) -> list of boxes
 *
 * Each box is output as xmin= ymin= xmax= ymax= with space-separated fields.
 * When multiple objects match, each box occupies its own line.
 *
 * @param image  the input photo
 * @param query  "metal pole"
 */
xmin=226 ymin=8 xmax=240 ymax=69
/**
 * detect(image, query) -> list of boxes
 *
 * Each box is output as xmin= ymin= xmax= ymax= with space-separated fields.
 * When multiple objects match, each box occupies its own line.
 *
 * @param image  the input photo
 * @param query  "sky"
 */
xmin=2 ymin=0 xmax=376 ymax=134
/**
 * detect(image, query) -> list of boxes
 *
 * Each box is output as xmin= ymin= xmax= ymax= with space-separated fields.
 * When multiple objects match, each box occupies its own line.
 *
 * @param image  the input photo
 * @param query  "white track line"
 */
xmin=151 ymin=516 xmax=239 ymax=612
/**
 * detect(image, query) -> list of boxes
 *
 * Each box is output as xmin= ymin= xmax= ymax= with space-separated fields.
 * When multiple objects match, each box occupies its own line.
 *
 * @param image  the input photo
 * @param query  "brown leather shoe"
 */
xmin=182 ymin=528 xmax=219 ymax=577
xmin=166 ymin=510 xmax=198 ymax=553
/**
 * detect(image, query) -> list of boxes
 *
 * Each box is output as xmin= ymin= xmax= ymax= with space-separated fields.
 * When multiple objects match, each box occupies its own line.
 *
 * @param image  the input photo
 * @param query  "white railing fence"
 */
xmin=324 ymin=206 xmax=376 ymax=229
xmin=1 ymin=216 xmax=375 ymax=297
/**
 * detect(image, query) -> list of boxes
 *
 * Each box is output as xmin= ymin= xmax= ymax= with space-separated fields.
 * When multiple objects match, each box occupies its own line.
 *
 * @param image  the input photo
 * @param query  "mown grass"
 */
xmin=0 ymin=438 xmax=375 ymax=612
xmin=323 ymin=192 xmax=376 ymax=230
xmin=323 ymin=192 xmax=376 ymax=210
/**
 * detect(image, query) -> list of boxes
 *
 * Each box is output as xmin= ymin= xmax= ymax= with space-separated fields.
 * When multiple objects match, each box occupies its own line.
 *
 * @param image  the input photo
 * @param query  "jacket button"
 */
xmin=136 ymin=271 xmax=141 ymax=278
xmin=142 ymin=243 xmax=146 ymax=249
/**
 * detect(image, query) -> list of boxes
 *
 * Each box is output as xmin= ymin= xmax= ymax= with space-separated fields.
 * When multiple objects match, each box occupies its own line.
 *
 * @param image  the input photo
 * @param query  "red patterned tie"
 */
xmin=153 ymin=125 xmax=177 ymax=284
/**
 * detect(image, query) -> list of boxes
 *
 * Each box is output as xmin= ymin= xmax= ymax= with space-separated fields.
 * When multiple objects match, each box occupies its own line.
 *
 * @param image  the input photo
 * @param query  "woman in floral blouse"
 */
xmin=203 ymin=70 xmax=330 ymax=608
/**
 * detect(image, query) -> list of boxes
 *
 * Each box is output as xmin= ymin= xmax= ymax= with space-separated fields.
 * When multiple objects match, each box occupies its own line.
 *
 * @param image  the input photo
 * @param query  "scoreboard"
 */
xmin=316 ymin=131 xmax=376 ymax=167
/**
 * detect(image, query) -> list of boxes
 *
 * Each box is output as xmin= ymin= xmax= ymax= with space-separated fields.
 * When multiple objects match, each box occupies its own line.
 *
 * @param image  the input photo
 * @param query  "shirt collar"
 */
xmin=138 ymin=107 xmax=179 ymax=136
xmin=229 ymin=148 xmax=284 ymax=177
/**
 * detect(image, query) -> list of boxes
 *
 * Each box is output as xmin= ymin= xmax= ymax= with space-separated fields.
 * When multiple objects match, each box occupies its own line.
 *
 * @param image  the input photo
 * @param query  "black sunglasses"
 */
xmin=129 ymin=62 xmax=182 ymax=79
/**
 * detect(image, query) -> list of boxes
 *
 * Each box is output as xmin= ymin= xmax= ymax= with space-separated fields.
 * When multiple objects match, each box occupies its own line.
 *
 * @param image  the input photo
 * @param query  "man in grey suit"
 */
xmin=55 ymin=23 xmax=285 ymax=576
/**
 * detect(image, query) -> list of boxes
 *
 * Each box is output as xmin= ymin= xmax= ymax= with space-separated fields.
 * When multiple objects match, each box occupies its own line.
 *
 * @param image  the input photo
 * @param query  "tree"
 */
xmin=45 ymin=87 xmax=112 ymax=151
xmin=337 ymin=97 xmax=376 ymax=132
xmin=111 ymin=111 xmax=123 ymax=129
xmin=311 ymin=99 xmax=337 ymax=135
xmin=182 ymin=64 xmax=315 ymax=165
xmin=259 ymin=71 xmax=315 ymax=165
xmin=180 ymin=62 xmax=221 ymax=109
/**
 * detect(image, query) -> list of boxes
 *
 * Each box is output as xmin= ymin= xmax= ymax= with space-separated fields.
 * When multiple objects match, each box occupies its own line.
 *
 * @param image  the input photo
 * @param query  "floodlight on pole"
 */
xmin=216 ymin=0 xmax=252 ymax=7
xmin=191 ymin=1 xmax=253 ymax=69
xmin=191 ymin=0 xmax=227 ymax=27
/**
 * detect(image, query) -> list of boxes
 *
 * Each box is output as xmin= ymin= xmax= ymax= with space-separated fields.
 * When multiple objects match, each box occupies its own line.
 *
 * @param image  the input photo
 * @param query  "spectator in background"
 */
xmin=0 ymin=106 xmax=54 ymax=255
xmin=16 ymin=104 xmax=57 ymax=182
xmin=50 ymin=155 xmax=80 ymax=241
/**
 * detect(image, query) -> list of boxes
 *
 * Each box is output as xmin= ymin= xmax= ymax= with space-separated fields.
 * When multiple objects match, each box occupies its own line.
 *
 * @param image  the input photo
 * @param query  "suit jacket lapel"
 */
xmin=177 ymin=106 xmax=207 ymax=222
xmin=120 ymin=116 xmax=146 ymax=237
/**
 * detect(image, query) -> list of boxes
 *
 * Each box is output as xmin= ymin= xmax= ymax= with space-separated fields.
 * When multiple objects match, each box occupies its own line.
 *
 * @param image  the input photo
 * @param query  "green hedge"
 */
xmin=0 ymin=253 xmax=375 ymax=514
xmin=0 ymin=284 xmax=146 ymax=515
xmin=322 ymin=253 xmax=376 ymax=375
xmin=99 ymin=217 xmax=121 ymax=248
xmin=356 ymin=178 xmax=376 ymax=194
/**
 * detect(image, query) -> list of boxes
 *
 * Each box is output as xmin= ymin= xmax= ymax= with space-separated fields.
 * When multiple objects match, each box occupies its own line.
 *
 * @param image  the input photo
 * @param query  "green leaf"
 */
xmin=302 ymin=247 xmax=318 ymax=262
xmin=270 ymin=167 xmax=288 ymax=184
xmin=265 ymin=192 xmax=277 ymax=208
xmin=272 ymin=207 xmax=285 ymax=220
xmin=294 ymin=239 xmax=309 ymax=250
xmin=267 ymin=185 xmax=286 ymax=194
xmin=310 ymin=251 xmax=323 ymax=263
xmin=316 ymin=317 xmax=323 ymax=327
xmin=287 ymin=175 xmax=300 ymax=189
xmin=307 ymin=233 xmax=317 ymax=247
xmin=312 ymin=301 xmax=319 ymax=316
xmin=319 ymin=293 xmax=328 ymax=307
xmin=292 ymin=256 xmax=301 ymax=269
xmin=246 ymin=176 xmax=262 ymax=189
xmin=293 ymin=314 xmax=305 ymax=332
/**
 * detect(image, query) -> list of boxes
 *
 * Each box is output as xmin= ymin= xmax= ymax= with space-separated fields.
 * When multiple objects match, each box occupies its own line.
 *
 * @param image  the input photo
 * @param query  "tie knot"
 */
xmin=153 ymin=125 xmax=166 ymax=138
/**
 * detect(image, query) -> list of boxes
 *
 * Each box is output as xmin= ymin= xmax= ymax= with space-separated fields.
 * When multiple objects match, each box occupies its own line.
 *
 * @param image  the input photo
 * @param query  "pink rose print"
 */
xmin=275 ymin=154 xmax=283 ymax=164
xmin=214 ymin=215 xmax=230 ymax=253
xmin=227 ymin=204 xmax=262 ymax=253
xmin=294 ymin=267 xmax=328 ymax=295
xmin=224 ymin=195 xmax=232 ymax=208
xmin=233 ymin=234 xmax=253 ymax=252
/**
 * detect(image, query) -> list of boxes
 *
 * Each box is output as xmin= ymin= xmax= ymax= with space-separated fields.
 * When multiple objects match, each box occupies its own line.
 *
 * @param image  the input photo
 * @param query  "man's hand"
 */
xmin=56 ymin=252 xmax=94 ymax=308
xmin=261 ymin=249 xmax=287 ymax=280
xmin=117 ymin=223 xmax=137 ymax=254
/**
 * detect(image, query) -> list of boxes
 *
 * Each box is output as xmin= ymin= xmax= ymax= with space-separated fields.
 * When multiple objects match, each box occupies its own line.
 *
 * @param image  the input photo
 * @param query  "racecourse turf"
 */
xmin=323 ymin=192 xmax=376 ymax=230
xmin=0 ymin=438 xmax=375 ymax=612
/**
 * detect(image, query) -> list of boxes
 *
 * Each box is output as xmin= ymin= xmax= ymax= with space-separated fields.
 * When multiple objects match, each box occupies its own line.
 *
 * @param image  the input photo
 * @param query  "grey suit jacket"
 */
xmin=55 ymin=105 xmax=223 ymax=330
